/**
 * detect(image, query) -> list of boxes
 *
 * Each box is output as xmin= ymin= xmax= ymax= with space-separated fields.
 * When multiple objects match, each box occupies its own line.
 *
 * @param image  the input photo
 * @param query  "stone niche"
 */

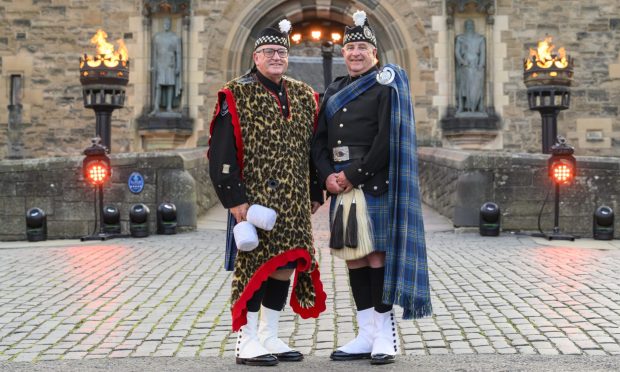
xmin=136 ymin=0 xmax=194 ymax=151
xmin=440 ymin=0 xmax=501 ymax=150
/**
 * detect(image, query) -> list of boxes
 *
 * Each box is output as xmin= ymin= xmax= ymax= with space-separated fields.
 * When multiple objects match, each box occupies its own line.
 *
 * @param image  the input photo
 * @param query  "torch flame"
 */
xmin=525 ymin=36 xmax=568 ymax=70
xmin=84 ymin=29 xmax=129 ymax=68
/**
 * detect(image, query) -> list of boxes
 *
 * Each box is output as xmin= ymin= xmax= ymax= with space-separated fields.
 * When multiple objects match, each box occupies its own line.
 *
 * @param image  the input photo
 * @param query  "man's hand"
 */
xmin=311 ymin=201 xmax=321 ymax=214
xmin=230 ymin=203 xmax=250 ymax=223
xmin=335 ymin=171 xmax=353 ymax=193
xmin=326 ymin=173 xmax=344 ymax=194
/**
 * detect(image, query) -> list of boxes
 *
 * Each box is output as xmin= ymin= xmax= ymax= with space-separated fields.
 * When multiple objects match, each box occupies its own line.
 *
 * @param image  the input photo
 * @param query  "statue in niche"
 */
xmin=150 ymin=17 xmax=183 ymax=115
xmin=455 ymin=19 xmax=485 ymax=114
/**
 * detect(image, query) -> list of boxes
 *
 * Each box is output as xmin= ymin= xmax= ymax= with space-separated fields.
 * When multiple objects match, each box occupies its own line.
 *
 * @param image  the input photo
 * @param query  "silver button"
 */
xmin=278 ymin=92 xmax=283 ymax=96
xmin=373 ymin=186 xmax=378 ymax=190
xmin=337 ymin=140 xmax=341 ymax=144
xmin=365 ymin=172 xmax=369 ymax=176
xmin=339 ymin=123 xmax=344 ymax=128
xmin=282 ymin=105 xmax=286 ymax=109
xmin=226 ymin=186 xmax=231 ymax=189
xmin=343 ymin=108 xmax=347 ymax=112
xmin=358 ymin=168 xmax=362 ymax=172
xmin=385 ymin=180 xmax=389 ymax=184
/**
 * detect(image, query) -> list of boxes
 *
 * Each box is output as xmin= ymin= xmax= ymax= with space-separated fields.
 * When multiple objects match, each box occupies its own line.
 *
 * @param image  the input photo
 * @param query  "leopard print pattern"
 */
xmin=224 ymin=74 xmax=319 ymax=311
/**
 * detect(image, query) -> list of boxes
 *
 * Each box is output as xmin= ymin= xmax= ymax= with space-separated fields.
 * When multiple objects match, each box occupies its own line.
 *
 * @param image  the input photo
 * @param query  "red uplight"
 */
xmin=549 ymin=159 xmax=574 ymax=184
xmin=84 ymin=160 xmax=110 ymax=186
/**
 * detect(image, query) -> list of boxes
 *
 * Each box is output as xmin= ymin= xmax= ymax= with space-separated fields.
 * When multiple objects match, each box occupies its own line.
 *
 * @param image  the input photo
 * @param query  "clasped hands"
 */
xmin=326 ymin=171 xmax=353 ymax=195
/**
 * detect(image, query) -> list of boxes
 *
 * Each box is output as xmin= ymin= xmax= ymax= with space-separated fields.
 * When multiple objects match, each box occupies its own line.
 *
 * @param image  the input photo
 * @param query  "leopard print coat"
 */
xmin=214 ymin=73 xmax=326 ymax=331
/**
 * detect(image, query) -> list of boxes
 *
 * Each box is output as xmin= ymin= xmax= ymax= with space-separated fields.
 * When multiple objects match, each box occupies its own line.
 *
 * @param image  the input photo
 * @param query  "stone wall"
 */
xmin=495 ymin=0 xmax=620 ymax=155
xmin=1 ymin=1 xmax=619 ymax=159
xmin=0 ymin=148 xmax=218 ymax=241
xmin=419 ymin=147 xmax=620 ymax=237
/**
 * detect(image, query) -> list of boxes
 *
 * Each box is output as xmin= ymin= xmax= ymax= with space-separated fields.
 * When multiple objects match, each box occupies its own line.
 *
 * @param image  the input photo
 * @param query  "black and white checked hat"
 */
xmin=254 ymin=19 xmax=292 ymax=50
xmin=343 ymin=10 xmax=376 ymax=47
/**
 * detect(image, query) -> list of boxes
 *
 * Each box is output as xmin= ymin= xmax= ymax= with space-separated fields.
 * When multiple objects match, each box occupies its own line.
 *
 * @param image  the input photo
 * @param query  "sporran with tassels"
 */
xmin=329 ymin=189 xmax=374 ymax=260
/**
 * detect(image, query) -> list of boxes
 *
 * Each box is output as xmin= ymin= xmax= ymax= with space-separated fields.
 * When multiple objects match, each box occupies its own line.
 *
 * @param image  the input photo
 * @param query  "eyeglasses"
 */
xmin=256 ymin=48 xmax=288 ymax=58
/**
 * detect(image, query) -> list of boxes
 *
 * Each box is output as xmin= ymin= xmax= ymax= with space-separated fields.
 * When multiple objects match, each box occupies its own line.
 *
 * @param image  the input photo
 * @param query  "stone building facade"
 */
xmin=1 ymin=0 xmax=619 ymax=159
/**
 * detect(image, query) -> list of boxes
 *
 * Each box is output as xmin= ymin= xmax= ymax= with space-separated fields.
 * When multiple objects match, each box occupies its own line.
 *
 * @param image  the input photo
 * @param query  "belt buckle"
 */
xmin=333 ymin=146 xmax=350 ymax=162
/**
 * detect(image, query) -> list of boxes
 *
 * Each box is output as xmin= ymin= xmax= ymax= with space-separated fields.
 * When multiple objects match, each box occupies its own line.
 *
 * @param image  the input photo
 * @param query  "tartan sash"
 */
xmin=324 ymin=70 xmax=378 ymax=120
xmin=381 ymin=63 xmax=432 ymax=319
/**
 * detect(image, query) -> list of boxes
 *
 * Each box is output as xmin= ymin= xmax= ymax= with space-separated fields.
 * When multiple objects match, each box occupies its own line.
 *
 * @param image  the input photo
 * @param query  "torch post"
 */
xmin=524 ymin=37 xmax=578 ymax=240
xmin=79 ymin=31 xmax=129 ymax=240
xmin=79 ymin=32 xmax=129 ymax=153
xmin=523 ymin=37 xmax=573 ymax=154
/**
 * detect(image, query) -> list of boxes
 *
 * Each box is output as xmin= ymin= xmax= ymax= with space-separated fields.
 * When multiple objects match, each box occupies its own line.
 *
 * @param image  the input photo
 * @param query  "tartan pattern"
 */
xmin=382 ymin=63 xmax=432 ymax=319
xmin=324 ymin=64 xmax=432 ymax=319
xmin=324 ymin=71 xmax=378 ymax=120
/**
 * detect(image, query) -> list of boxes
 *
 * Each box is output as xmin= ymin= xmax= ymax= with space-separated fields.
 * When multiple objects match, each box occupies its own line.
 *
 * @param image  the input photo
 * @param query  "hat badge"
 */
xmin=363 ymin=26 xmax=373 ymax=39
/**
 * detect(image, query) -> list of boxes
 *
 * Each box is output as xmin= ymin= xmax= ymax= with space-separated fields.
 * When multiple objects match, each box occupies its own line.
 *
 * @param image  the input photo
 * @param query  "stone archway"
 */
xmin=220 ymin=0 xmax=416 ymax=80
xmin=201 ymin=0 xmax=440 ymax=146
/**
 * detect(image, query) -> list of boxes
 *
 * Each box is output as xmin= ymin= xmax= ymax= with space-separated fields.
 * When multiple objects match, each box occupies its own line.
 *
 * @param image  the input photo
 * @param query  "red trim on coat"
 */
xmin=208 ymin=89 xmax=244 ymax=178
xmin=231 ymin=248 xmax=327 ymax=331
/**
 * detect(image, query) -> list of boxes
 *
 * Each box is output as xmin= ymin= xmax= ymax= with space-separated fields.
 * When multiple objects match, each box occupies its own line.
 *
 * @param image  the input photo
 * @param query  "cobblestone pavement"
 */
xmin=1 ymin=205 xmax=620 ymax=363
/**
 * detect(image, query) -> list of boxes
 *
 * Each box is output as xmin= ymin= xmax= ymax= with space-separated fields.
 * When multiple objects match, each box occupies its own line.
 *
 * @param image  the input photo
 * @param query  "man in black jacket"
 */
xmin=312 ymin=10 xmax=397 ymax=365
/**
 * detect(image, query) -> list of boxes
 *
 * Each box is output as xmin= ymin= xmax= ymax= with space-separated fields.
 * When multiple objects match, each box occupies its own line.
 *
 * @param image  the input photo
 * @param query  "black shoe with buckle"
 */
xmin=330 ymin=350 xmax=371 ymax=361
xmin=235 ymin=353 xmax=279 ymax=366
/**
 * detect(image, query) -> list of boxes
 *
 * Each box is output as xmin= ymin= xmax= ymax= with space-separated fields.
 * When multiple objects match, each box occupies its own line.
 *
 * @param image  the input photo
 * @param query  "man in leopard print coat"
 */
xmin=208 ymin=19 xmax=326 ymax=366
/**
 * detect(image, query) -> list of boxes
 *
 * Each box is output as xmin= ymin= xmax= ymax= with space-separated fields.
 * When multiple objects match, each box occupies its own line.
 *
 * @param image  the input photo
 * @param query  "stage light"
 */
xmin=81 ymin=138 xmax=118 ymax=241
xmin=102 ymin=205 xmax=121 ymax=234
xmin=549 ymin=158 xmax=575 ymax=185
xmin=83 ymin=142 xmax=111 ymax=187
xmin=157 ymin=202 xmax=177 ymax=235
xmin=593 ymin=206 xmax=614 ymax=240
xmin=25 ymin=207 xmax=47 ymax=242
xmin=129 ymin=203 xmax=150 ymax=238
xmin=479 ymin=202 xmax=500 ymax=236
xmin=539 ymin=136 xmax=578 ymax=241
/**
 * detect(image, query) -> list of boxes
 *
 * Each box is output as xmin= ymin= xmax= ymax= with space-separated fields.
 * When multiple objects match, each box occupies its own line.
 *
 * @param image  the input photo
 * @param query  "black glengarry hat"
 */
xmin=343 ymin=10 xmax=376 ymax=47
xmin=254 ymin=19 xmax=292 ymax=50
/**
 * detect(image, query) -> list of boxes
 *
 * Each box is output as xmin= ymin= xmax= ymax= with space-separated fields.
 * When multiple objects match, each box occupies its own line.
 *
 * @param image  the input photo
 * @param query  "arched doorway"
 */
xmin=202 ymin=0 xmax=439 ymax=146
xmin=221 ymin=0 xmax=416 ymax=84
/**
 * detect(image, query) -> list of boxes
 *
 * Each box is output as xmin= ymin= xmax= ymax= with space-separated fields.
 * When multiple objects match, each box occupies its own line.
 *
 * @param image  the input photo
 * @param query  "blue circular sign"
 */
xmin=128 ymin=172 xmax=145 ymax=194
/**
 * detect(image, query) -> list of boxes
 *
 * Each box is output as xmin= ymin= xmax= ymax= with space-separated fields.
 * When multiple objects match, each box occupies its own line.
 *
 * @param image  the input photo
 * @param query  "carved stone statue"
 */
xmin=455 ymin=19 xmax=485 ymax=114
xmin=150 ymin=17 xmax=183 ymax=115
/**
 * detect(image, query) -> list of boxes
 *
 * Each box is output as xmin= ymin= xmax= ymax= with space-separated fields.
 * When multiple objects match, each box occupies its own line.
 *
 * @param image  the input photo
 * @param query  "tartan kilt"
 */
xmin=329 ymin=163 xmax=389 ymax=252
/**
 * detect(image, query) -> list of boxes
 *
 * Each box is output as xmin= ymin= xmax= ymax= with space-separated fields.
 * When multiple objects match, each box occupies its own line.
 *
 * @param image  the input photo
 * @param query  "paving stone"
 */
xmin=1 ymin=207 xmax=620 ymax=360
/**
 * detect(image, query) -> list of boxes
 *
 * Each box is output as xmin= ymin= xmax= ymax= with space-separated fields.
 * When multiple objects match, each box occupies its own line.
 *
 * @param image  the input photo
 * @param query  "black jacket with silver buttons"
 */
xmin=312 ymin=68 xmax=391 ymax=196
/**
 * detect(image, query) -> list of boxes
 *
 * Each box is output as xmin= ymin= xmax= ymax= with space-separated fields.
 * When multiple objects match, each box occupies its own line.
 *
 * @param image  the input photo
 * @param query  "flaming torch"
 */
xmin=523 ymin=36 xmax=573 ymax=154
xmin=79 ymin=29 xmax=129 ymax=152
